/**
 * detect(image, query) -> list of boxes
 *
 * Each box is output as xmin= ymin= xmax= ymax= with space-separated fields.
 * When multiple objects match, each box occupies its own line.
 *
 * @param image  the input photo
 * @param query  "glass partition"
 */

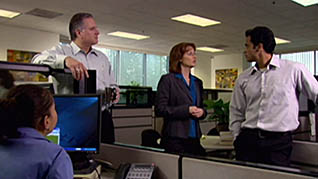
xmin=115 ymin=85 xmax=153 ymax=108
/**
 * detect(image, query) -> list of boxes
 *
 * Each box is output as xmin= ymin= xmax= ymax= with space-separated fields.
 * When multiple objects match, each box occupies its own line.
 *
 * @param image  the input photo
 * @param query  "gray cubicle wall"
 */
xmin=95 ymin=143 xmax=179 ymax=179
xmin=292 ymin=140 xmax=318 ymax=166
xmin=182 ymin=157 xmax=315 ymax=179
xmin=112 ymin=108 xmax=153 ymax=145
xmin=96 ymin=144 xmax=318 ymax=179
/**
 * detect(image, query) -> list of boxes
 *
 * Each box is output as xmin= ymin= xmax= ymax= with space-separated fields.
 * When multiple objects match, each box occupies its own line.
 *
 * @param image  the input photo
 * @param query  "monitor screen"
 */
xmin=47 ymin=94 xmax=101 ymax=153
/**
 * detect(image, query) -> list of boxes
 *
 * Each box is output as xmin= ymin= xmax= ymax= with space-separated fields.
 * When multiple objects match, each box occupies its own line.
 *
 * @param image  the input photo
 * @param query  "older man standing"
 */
xmin=32 ymin=13 xmax=119 ymax=143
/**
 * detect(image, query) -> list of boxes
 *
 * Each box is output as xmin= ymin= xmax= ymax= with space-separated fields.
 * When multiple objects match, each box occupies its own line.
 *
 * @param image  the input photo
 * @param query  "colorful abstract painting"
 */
xmin=215 ymin=68 xmax=238 ymax=88
xmin=7 ymin=49 xmax=47 ymax=82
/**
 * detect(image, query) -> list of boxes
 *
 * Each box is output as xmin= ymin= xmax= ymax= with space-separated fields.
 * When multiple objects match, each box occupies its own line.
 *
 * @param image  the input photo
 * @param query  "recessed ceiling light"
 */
xmin=0 ymin=9 xmax=20 ymax=18
xmin=197 ymin=47 xmax=224 ymax=53
xmin=107 ymin=31 xmax=150 ymax=40
xmin=171 ymin=14 xmax=221 ymax=27
xmin=291 ymin=0 xmax=318 ymax=7
xmin=275 ymin=37 xmax=291 ymax=44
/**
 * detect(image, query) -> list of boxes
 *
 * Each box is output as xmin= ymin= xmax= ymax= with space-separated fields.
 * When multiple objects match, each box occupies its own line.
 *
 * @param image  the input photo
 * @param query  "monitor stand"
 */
xmin=68 ymin=152 xmax=98 ymax=174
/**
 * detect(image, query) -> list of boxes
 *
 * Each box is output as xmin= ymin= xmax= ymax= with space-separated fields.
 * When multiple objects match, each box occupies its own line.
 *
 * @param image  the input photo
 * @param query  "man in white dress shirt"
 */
xmin=32 ymin=13 xmax=119 ymax=143
xmin=230 ymin=26 xmax=318 ymax=166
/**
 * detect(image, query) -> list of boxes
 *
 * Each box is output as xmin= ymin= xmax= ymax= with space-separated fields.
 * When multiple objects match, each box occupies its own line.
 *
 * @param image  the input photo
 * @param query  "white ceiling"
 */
xmin=0 ymin=0 xmax=317 ymax=56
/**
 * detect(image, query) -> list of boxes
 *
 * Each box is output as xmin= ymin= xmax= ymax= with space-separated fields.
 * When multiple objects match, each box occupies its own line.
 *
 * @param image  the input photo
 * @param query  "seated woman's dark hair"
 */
xmin=0 ymin=70 xmax=15 ymax=89
xmin=0 ymin=84 xmax=53 ymax=143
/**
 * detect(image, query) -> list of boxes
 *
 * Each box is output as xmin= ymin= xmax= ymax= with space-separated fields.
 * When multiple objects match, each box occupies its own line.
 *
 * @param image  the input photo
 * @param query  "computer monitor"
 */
xmin=47 ymin=94 xmax=101 ymax=153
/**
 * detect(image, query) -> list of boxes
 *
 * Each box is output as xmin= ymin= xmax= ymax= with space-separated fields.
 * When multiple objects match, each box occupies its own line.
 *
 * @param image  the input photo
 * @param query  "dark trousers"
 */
xmin=101 ymin=109 xmax=115 ymax=144
xmin=161 ymin=137 xmax=207 ymax=156
xmin=234 ymin=128 xmax=292 ymax=167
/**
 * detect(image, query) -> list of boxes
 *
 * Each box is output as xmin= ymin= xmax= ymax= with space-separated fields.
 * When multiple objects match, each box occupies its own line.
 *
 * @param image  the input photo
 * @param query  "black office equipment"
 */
xmin=115 ymin=163 xmax=155 ymax=179
xmin=73 ymin=70 xmax=96 ymax=94
xmin=47 ymin=94 xmax=102 ymax=174
xmin=48 ymin=94 xmax=101 ymax=153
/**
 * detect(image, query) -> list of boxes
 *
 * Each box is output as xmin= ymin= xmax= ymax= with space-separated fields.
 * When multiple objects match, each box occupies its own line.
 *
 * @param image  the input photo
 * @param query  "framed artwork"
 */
xmin=7 ymin=49 xmax=48 ymax=82
xmin=215 ymin=68 xmax=238 ymax=89
xmin=7 ymin=49 xmax=38 ymax=63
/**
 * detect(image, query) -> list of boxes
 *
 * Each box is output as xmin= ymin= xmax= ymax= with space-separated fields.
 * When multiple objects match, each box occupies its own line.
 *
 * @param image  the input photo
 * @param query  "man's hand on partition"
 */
xmin=65 ymin=57 xmax=89 ymax=80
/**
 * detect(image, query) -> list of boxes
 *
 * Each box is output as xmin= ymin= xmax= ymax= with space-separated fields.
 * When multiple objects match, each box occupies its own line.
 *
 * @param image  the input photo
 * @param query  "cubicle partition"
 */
xmin=95 ymin=143 xmax=180 ymax=179
xmin=292 ymin=140 xmax=318 ymax=166
xmin=112 ymin=108 xmax=153 ymax=145
xmin=95 ymin=143 xmax=318 ymax=179
xmin=182 ymin=157 xmax=316 ymax=179
xmin=0 ymin=61 xmax=96 ymax=94
xmin=112 ymin=86 xmax=154 ymax=145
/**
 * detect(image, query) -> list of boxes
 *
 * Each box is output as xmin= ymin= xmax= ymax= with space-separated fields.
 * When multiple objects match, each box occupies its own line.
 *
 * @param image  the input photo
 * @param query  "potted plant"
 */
xmin=203 ymin=99 xmax=230 ymax=132
xmin=129 ymin=80 xmax=140 ymax=104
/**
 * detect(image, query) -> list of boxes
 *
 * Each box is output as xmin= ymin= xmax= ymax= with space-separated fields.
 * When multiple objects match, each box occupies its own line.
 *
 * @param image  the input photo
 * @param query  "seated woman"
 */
xmin=155 ymin=42 xmax=207 ymax=156
xmin=0 ymin=84 xmax=73 ymax=179
xmin=0 ymin=70 xmax=15 ymax=98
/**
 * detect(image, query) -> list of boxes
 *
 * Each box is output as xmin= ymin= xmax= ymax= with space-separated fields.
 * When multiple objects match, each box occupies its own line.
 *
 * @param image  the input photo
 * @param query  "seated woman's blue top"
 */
xmin=0 ymin=127 xmax=73 ymax=179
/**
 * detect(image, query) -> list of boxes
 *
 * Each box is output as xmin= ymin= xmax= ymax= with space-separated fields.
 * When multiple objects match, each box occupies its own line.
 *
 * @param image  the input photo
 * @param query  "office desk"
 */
xmin=74 ymin=165 xmax=102 ymax=179
xmin=201 ymin=135 xmax=234 ymax=151
xmin=201 ymin=135 xmax=234 ymax=159
xmin=101 ymin=167 xmax=116 ymax=179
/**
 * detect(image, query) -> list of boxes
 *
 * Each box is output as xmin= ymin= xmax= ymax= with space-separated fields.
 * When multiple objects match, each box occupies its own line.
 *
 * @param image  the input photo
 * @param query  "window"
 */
xmin=95 ymin=47 xmax=168 ymax=89
xmin=281 ymin=51 xmax=314 ymax=74
xmin=119 ymin=51 xmax=144 ymax=86
xmin=146 ymin=54 xmax=168 ymax=90
xmin=249 ymin=51 xmax=317 ymax=75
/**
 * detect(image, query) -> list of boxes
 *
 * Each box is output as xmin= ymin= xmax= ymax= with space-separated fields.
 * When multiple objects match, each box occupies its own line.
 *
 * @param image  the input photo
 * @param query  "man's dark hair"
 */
xmin=245 ymin=26 xmax=276 ymax=54
xmin=69 ymin=13 xmax=94 ymax=41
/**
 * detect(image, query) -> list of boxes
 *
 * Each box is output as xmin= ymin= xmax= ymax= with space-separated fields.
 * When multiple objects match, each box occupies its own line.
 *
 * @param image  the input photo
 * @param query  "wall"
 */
xmin=193 ymin=52 xmax=213 ymax=88
xmin=193 ymin=52 xmax=245 ymax=89
xmin=0 ymin=24 xmax=59 ymax=61
xmin=211 ymin=53 xmax=244 ymax=88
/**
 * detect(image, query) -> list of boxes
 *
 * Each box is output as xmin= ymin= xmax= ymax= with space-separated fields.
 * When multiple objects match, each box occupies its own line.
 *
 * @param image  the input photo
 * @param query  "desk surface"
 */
xmin=74 ymin=165 xmax=102 ymax=179
xmin=74 ymin=165 xmax=116 ymax=179
xmin=201 ymin=135 xmax=234 ymax=151
xmin=101 ymin=168 xmax=115 ymax=179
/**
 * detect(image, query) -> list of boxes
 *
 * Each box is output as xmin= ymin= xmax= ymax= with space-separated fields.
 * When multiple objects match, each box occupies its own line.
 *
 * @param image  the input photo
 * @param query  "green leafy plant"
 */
xmin=130 ymin=80 xmax=140 ymax=87
xmin=203 ymin=99 xmax=230 ymax=124
xmin=129 ymin=81 xmax=141 ymax=104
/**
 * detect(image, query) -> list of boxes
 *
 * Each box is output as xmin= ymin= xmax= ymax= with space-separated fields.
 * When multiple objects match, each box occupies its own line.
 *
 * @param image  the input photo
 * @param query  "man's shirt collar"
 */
xmin=249 ymin=55 xmax=280 ymax=75
xmin=70 ymin=41 xmax=98 ymax=56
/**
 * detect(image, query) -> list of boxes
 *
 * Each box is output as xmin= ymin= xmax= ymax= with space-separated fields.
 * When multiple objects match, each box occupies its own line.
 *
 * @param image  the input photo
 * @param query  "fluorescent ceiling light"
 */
xmin=171 ymin=14 xmax=221 ymax=27
xmin=197 ymin=47 xmax=224 ymax=53
xmin=0 ymin=9 xmax=20 ymax=18
xmin=107 ymin=31 xmax=150 ymax=40
xmin=291 ymin=0 xmax=318 ymax=7
xmin=275 ymin=37 xmax=291 ymax=44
